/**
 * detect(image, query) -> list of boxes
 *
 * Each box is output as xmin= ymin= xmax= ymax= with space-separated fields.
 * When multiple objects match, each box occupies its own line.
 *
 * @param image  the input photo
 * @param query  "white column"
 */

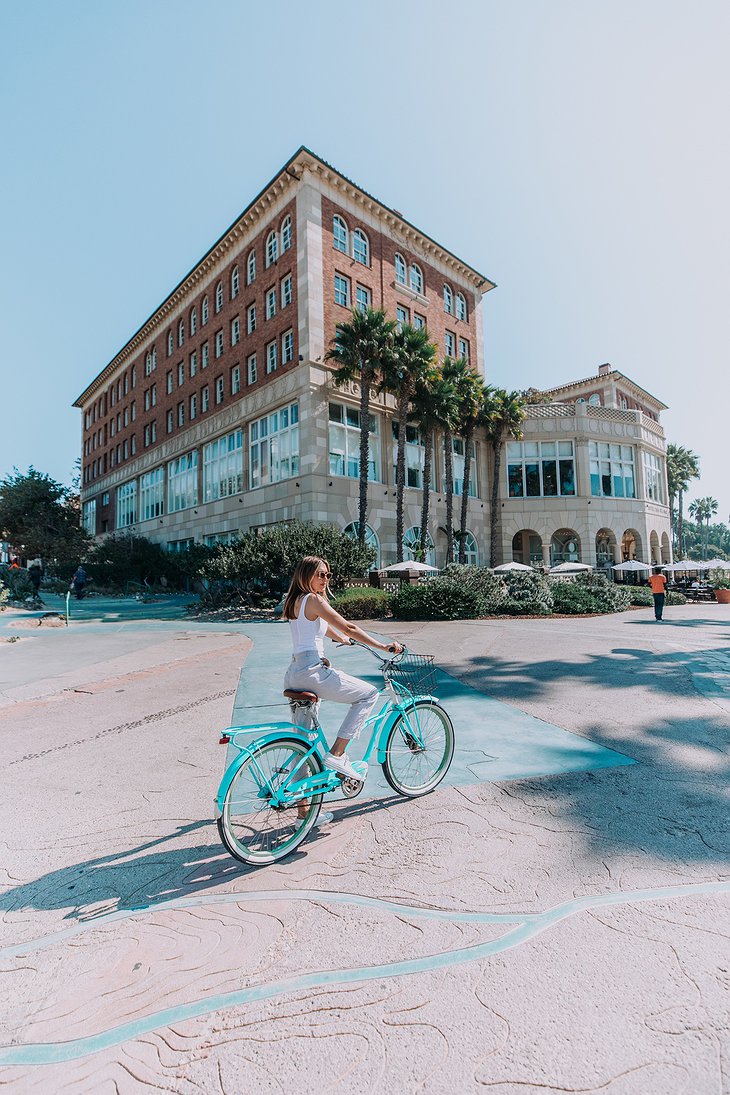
xmin=295 ymin=178 xmax=324 ymax=364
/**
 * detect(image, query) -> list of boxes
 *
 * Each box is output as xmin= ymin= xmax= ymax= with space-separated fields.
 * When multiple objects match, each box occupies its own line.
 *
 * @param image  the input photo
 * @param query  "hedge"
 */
xmin=549 ymin=573 xmax=631 ymax=614
xmin=334 ymin=587 xmax=393 ymax=620
xmin=391 ymin=579 xmax=484 ymax=620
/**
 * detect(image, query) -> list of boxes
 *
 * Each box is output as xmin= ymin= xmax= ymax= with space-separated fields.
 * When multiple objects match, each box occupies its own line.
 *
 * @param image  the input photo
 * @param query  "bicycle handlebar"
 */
xmin=334 ymin=637 xmax=407 ymax=667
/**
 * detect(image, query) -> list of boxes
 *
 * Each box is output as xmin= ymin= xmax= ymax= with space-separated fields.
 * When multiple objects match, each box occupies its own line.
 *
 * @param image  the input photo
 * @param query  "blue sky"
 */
xmin=2 ymin=1 xmax=727 ymax=524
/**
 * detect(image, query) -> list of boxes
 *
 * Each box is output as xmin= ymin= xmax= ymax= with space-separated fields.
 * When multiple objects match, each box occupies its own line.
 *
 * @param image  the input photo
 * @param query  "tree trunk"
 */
xmin=489 ymin=438 xmax=502 ymax=567
xmin=458 ymin=427 xmax=473 ymax=564
xmin=395 ymin=390 xmax=409 ymax=563
xmin=358 ymin=370 xmax=372 ymax=546
xmin=444 ymin=429 xmax=454 ymax=564
xmin=677 ymin=488 xmax=684 ymax=559
xmin=420 ymin=429 xmax=433 ymax=561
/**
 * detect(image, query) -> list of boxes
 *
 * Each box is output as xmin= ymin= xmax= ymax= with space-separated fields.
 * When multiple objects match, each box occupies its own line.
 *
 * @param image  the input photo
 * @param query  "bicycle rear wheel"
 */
xmin=382 ymin=700 xmax=454 ymax=797
xmin=217 ymin=737 xmax=323 ymax=865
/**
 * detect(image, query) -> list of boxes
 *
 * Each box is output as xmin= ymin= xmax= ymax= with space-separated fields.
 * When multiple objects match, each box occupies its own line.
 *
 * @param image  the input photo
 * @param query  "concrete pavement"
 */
xmin=0 ymin=599 xmax=728 ymax=1092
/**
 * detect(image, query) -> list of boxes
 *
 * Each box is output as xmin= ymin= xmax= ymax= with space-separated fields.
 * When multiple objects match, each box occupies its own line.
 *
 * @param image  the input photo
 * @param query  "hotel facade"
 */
xmin=75 ymin=149 xmax=671 ymax=571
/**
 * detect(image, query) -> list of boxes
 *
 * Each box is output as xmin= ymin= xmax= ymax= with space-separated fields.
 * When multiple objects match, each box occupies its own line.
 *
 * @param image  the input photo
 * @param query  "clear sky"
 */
xmin=2 ymin=0 xmax=728 ymax=523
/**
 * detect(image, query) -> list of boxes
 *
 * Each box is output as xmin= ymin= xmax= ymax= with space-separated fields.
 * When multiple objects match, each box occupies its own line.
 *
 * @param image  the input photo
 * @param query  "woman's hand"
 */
xmin=387 ymin=641 xmax=405 ymax=655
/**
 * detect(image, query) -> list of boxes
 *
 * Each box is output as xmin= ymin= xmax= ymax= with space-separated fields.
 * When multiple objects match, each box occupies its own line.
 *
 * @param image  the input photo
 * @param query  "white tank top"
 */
xmin=289 ymin=593 xmax=327 ymax=656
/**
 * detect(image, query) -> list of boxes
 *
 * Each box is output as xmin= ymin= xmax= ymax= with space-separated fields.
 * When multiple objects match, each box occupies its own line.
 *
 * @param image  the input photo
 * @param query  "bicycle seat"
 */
xmin=283 ymin=689 xmax=319 ymax=704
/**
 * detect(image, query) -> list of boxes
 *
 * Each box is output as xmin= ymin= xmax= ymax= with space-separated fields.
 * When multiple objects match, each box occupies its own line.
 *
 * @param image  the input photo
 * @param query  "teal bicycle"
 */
xmin=215 ymin=642 xmax=454 ymax=865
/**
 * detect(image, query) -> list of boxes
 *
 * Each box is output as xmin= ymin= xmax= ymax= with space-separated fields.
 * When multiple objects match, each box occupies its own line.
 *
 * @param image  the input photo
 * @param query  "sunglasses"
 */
xmin=315 ymin=570 xmax=331 ymax=579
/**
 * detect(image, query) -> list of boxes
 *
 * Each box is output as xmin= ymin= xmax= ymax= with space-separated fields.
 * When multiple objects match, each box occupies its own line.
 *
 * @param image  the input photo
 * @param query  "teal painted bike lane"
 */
xmin=229 ymin=622 xmax=634 ymax=798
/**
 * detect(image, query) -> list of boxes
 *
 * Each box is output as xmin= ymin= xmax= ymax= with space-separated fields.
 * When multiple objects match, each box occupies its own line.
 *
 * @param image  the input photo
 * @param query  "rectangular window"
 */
xmin=215 ymin=330 xmax=224 ymax=358
xmin=445 ymin=331 xmax=456 ymax=357
xmin=167 ymin=410 xmax=173 ymax=434
xmin=508 ymin=441 xmax=577 ymax=498
xmin=247 ymin=304 xmax=256 ymax=333
xmin=82 ymin=500 xmax=96 ymax=536
xmin=203 ymin=429 xmax=244 ymax=501
xmin=392 ymin=422 xmax=426 ymax=488
xmin=189 ymin=350 xmax=197 ymax=377
xmin=144 ymin=389 xmax=150 ymax=412
xmin=281 ymin=274 xmax=292 ymax=308
xmin=589 ymin=442 xmax=635 ymax=499
xmin=267 ymin=340 xmax=277 ymax=374
xmin=166 ymin=370 xmax=173 ymax=394
xmin=151 ymin=421 xmax=156 ymax=443
xmin=215 ymin=376 xmax=224 ymax=404
xmin=282 ymin=330 xmax=294 ymax=364
xmin=266 ymin=287 xmax=276 ymax=319
xmin=328 ymin=402 xmax=380 ymax=482
xmin=413 ymin=313 xmax=425 ymax=330
xmin=231 ymin=316 xmax=240 ymax=346
xmin=140 ymin=467 xmax=164 ymax=521
xmin=178 ymin=402 xmax=184 ymax=427
xmin=144 ymin=425 xmax=150 ymax=447
xmin=168 ymin=451 xmax=198 ymax=513
xmin=443 ymin=437 xmax=477 ymax=496
xmin=355 ymin=285 xmax=371 ymax=313
xmin=334 ymin=273 xmax=350 ymax=307
xmin=396 ymin=305 xmax=409 ymax=330
xmin=116 ymin=480 xmax=137 ymax=528
xmin=643 ymin=451 xmax=664 ymax=503
xmin=190 ymin=393 xmax=197 ymax=420
xmin=131 ymin=401 xmax=136 ymax=421
xmin=178 ymin=362 xmax=184 ymax=386
xmin=458 ymin=337 xmax=470 ymax=361
xmin=202 ymin=385 xmax=209 ymax=412
xmin=131 ymin=436 xmax=136 ymax=454
xmin=231 ymin=364 xmax=240 ymax=394
xmin=249 ymin=402 xmax=300 ymax=488
xmin=202 ymin=342 xmax=209 ymax=369
xmin=123 ymin=407 xmax=129 ymax=427
xmin=248 ymin=354 xmax=257 ymax=385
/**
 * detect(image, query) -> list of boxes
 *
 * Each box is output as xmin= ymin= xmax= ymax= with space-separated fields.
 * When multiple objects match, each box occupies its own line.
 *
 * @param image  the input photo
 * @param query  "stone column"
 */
xmin=295 ymin=177 xmax=324 ymax=365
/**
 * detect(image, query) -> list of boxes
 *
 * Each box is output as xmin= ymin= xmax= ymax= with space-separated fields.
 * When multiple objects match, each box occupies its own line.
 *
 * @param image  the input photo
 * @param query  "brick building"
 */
xmin=75 ymin=147 xmax=495 ymax=565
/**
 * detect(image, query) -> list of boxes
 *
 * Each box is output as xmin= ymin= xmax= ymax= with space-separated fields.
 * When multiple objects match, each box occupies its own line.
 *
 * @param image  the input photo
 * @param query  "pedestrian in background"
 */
xmin=28 ymin=559 xmax=43 ymax=601
xmin=69 ymin=565 xmax=88 ymax=600
xmin=648 ymin=566 xmax=667 ymax=621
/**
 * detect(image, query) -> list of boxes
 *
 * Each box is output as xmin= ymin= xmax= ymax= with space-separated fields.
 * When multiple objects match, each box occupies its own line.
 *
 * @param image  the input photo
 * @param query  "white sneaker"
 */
xmin=323 ymin=752 xmax=368 ymax=781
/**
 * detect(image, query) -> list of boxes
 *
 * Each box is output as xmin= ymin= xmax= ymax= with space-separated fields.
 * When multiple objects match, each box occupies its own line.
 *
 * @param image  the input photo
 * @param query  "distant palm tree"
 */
xmin=379 ymin=324 xmax=437 ymax=562
xmin=689 ymin=495 xmax=718 ymax=558
xmin=667 ymin=444 xmax=700 ymax=557
xmin=483 ymin=389 xmax=527 ymax=567
xmin=325 ymin=309 xmax=397 ymax=546
xmin=441 ymin=358 xmax=469 ymax=564
xmin=410 ymin=366 xmax=459 ymax=563
xmin=452 ymin=365 xmax=490 ymax=563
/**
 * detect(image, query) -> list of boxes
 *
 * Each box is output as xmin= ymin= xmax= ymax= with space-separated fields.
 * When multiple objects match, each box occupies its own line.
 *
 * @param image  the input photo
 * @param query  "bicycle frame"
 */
xmin=214 ymin=685 xmax=437 ymax=816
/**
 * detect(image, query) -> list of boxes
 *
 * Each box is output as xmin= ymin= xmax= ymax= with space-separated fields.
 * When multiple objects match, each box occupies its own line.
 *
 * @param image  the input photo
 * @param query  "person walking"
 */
xmin=648 ymin=566 xmax=667 ymax=621
xmin=69 ymin=565 xmax=88 ymax=600
xmin=28 ymin=559 xmax=43 ymax=601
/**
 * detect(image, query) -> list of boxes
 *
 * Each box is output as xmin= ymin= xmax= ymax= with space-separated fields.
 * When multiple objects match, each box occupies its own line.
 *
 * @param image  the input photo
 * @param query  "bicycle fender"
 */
xmin=375 ymin=695 xmax=439 ymax=763
xmin=214 ymin=730 xmax=312 ymax=814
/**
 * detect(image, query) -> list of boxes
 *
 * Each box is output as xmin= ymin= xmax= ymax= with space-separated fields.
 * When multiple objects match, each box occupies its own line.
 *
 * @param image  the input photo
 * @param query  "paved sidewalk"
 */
xmin=0 ymin=600 xmax=727 ymax=1093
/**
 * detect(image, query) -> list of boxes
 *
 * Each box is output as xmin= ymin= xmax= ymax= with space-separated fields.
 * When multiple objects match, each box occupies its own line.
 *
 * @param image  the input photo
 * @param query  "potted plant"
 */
xmin=709 ymin=568 xmax=730 ymax=604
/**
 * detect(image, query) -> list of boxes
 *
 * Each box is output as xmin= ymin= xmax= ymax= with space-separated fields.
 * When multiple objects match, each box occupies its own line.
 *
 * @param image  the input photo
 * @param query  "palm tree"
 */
xmin=410 ymin=366 xmax=459 ymax=563
xmin=379 ymin=324 xmax=438 ymax=562
xmin=483 ymin=388 xmax=527 ymax=567
xmin=441 ymin=357 xmax=467 ymax=564
xmin=452 ymin=365 xmax=490 ymax=563
xmin=689 ymin=496 xmax=718 ymax=558
xmin=325 ymin=308 xmax=397 ymax=546
xmin=667 ymin=444 xmax=700 ymax=558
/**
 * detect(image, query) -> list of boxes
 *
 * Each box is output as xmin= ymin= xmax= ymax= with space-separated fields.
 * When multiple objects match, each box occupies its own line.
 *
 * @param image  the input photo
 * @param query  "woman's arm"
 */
xmin=309 ymin=595 xmax=402 ymax=653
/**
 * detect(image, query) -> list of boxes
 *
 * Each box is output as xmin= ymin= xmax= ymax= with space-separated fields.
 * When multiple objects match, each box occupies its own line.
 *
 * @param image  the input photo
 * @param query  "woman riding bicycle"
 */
xmin=282 ymin=556 xmax=403 ymax=782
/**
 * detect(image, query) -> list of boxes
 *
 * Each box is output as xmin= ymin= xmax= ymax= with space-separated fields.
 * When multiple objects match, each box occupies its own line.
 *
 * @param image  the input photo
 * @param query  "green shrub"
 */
xmin=0 ymin=585 xmax=8 ymax=610
xmin=501 ymin=570 xmax=554 ymax=615
xmin=440 ymin=564 xmax=508 ymax=613
xmin=549 ymin=573 xmax=631 ymax=614
xmin=391 ymin=579 xmax=483 ymax=620
xmin=334 ymin=587 xmax=393 ymax=620
xmin=626 ymin=586 xmax=654 ymax=606
xmin=206 ymin=521 xmax=375 ymax=601
xmin=0 ymin=566 xmax=35 ymax=603
xmin=667 ymin=591 xmax=687 ymax=605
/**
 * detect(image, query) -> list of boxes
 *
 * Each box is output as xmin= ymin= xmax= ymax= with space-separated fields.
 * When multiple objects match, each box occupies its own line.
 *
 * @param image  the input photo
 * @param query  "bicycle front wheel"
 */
xmin=217 ymin=737 xmax=323 ymax=865
xmin=382 ymin=700 xmax=454 ymax=797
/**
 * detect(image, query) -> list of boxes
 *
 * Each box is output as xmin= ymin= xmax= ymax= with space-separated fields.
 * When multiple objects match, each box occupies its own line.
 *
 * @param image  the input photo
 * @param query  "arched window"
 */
xmin=443 ymin=284 xmax=453 ymax=314
xmin=333 ymin=215 xmax=348 ymax=254
xmin=178 ymin=319 xmax=185 ymax=347
xmin=266 ymin=230 xmax=278 ymax=267
xmin=410 ymin=264 xmax=424 ymax=295
xmin=202 ymin=295 xmax=209 ymax=325
xmin=145 ymin=351 xmax=153 ymax=376
xmin=215 ymin=281 xmax=223 ymax=313
xmin=247 ymin=250 xmax=256 ymax=284
xmin=167 ymin=330 xmax=173 ymax=356
xmin=394 ymin=253 xmax=406 ymax=284
xmin=588 ymin=393 xmax=601 ymax=406
xmin=190 ymin=306 xmax=197 ymax=335
xmin=454 ymin=531 xmax=479 ymax=565
xmin=231 ymin=266 xmax=239 ymax=298
xmin=281 ymin=215 xmax=292 ymax=252
xmin=403 ymin=526 xmax=435 ymax=566
xmin=352 ymin=228 xmax=369 ymax=265
xmin=456 ymin=292 xmax=467 ymax=321
xmin=343 ymin=522 xmax=380 ymax=569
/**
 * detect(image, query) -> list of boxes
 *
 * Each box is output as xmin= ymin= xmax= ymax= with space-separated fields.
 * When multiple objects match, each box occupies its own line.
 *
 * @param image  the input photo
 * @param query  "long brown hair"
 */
xmin=282 ymin=556 xmax=331 ymax=620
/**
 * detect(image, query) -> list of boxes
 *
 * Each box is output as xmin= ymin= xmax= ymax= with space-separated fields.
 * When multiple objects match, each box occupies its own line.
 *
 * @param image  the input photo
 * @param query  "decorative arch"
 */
xmin=622 ymin=528 xmax=643 ymax=562
xmin=512 ymin=529 xmax=542 ymax=566
xmin=344 ymin=522 xmax=380 ymax=568
xmin=595 ymin=527 xmax=617 ymax=572
xmin=649 ymin=530 xmax=661 ymax=564
xmin=266 ymin=230 xmax=278 ymax=267
xmin=454 ymin=530 xmax=479 ymax=565
xmin=394 ymin=253 xmax=406 ymax=285
xmin=550 ymin=528 xmax=581 ymax=565
xmin=281 ymin=214 xmax=292 ymax=252
xmin=333 ymin=215 xmax=348 ymax=254
xmin=660 ymin=531 xmax=671 ymax=564
xmin=404 ymin=525 xmax=435 ymax=566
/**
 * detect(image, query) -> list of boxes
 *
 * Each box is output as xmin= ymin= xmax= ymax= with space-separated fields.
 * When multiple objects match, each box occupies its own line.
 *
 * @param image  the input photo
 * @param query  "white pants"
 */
xmin=284 ymin=650 xmax=379 ymax=741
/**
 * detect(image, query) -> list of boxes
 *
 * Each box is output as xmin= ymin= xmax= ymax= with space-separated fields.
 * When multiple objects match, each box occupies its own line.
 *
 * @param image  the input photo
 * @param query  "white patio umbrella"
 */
xmin=705 ymin=558 xmax=730 ymax=570
xmin=612 ymin=560 xmax=651 ymax=573
xmin=664 ymin=559 xmax=708 ymax=572
xmin=382 ymin=560 xmax=439 ymax=573
xmin=549 ymin=561 xmax=593 ymax=573
xmin=494 ymin=561 xmax=533 ymax=572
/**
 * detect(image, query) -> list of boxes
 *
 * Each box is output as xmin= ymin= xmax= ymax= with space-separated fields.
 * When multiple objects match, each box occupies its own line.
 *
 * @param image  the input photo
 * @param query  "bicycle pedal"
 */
xmin=340 ymin=776 xmax=364 ymax=799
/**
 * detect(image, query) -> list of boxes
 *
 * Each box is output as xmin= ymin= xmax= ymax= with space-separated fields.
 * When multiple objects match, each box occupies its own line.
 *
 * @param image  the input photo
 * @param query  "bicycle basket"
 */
xmin=384 ymin=653 xmax=437 ymax=698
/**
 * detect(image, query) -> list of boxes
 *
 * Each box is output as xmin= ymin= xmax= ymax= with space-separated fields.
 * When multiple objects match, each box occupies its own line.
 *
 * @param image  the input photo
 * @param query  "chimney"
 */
xmin=598 ymin=363 xmax=611 ymax=376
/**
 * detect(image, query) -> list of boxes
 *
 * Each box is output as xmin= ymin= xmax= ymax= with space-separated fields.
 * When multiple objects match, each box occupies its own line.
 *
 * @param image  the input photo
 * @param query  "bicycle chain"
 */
xmin=9 ymin=689 xmax=236 ymax=766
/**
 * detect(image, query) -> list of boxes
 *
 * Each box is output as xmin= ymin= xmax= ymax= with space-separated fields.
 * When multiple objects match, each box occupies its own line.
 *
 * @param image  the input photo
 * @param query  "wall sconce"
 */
xmin=194 ymin=509 xmax=198 ymax=514
xmin=296 ymin=482 xmax=300 ymax=488
xmin=328 ymin=481 xmax=333 ymax=487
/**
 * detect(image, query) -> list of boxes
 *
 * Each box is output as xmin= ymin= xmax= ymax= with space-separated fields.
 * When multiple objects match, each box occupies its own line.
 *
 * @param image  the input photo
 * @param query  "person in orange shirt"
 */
xmin=648 ymin=567 xmax=667 ymax=621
